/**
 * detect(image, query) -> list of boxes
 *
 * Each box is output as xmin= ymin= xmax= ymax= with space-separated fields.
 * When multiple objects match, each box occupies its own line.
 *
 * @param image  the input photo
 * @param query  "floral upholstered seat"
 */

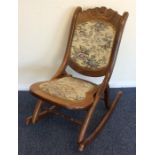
xmin=39 ymin=77 xmax=96 ymax=101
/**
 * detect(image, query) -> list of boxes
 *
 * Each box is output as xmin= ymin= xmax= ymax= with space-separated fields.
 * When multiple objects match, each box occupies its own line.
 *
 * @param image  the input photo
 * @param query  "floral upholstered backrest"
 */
xmin=70 ymin=20 xmax=116 ymax=71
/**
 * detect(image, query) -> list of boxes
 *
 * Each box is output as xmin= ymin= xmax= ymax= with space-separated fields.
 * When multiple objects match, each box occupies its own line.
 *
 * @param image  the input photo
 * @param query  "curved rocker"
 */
xmin=26 ymin=6 xmax=129 ymax=151
xmin=78 ymin=91 xmax=123 ymax=151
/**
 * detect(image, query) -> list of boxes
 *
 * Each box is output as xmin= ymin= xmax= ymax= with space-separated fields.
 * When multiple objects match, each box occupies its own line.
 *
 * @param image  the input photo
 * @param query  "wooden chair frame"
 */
xmin=26 ymin=7 xmax=129 ymax=151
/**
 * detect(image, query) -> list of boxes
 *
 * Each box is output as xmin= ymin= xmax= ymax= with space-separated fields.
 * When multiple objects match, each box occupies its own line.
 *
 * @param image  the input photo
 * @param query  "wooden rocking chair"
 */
xmin=26 ymin=6 xmax=129 ymax=151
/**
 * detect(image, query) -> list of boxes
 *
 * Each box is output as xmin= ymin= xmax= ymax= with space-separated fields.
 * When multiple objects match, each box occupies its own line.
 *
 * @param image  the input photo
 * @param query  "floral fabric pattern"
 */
xmin=70 ymin=21 xmax=116 ymax=70
xmin=39 ymin=77 xmax=95 ymax=101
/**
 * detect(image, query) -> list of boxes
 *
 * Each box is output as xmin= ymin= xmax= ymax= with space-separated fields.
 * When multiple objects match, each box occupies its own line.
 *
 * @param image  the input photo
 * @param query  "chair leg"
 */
xmin=26 ymin=105 xmax=57 ymax=125
xmin=104 ymin=84 xmax=110 ymax=109
xmin=29 ymin=99 xmax=44 ymax=124
xmin=78 ymin=91 xmax=123 ymax=151
xmin=78 ymin=96 xmax=100 ymax=145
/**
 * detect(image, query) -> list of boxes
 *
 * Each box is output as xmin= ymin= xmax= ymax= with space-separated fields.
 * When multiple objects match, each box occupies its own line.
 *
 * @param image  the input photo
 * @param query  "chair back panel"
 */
xmin=70 ymin=20 xmax=116 ymax=70
xmin=68 ymin=7 xmax=127 ymax=77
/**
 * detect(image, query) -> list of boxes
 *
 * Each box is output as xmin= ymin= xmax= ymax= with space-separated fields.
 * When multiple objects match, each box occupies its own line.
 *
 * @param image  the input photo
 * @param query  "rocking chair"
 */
xmin=26 ymin=6 xmax=129 ymax=151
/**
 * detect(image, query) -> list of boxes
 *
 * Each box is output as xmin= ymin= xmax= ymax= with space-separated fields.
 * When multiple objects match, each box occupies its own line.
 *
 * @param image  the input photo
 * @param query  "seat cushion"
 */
xmin=39 ymin=77 xmax=95 ymax=101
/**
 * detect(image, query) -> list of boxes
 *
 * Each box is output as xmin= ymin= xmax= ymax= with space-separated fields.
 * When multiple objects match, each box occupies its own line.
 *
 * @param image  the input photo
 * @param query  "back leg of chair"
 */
xmin=104 ymin=84 xmax=110 ymax=109
xmin=31 ymin=99 xmax=44 ymax=124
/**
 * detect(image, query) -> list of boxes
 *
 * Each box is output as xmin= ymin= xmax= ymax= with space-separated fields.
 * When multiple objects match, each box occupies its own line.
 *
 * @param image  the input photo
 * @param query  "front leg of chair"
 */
xmin=78 ymin=91 xmax=123 ymax=151
xmin=31 ymin=99 xmax=44 ymax=124
xmin=26 ymin=99 xmax=44 ymax=125
xmin=78 ymin=96 xmax=100 ymax=147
